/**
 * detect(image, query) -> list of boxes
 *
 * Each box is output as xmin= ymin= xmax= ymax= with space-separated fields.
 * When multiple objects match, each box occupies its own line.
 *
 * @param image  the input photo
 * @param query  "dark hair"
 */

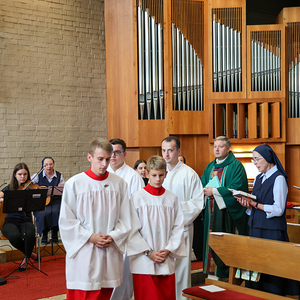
xmin=42 ymin=157 xmax=55 ymax=168
xmin=9 ymin=163 xmax=31 ymax=190
xmin=161 ymin=136 xmax=181 ymax=150
xmin=109 ymin=138 xmax=126 ymax=152
xmin=179 ymin=155 xmax=186 ymax=164
xmin=133 ymin=159 xmax=147 ymax=170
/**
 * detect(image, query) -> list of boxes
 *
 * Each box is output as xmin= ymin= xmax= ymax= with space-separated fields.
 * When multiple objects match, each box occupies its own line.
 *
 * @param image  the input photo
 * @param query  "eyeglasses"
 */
xmin=112 ymin=150 xmax=124 ymax=156
xmin=251 ymin=157 xmax=262 ymax=163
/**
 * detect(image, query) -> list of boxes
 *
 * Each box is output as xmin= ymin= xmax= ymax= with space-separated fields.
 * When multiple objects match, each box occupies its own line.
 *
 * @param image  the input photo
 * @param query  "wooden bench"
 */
xmin=183 ymin=232 xmax=300 ymax=299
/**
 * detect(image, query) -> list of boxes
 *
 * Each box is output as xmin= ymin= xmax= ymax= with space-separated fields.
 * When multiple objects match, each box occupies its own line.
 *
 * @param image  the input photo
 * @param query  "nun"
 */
xmin=237 ymin=144 xmax=299 ymax=296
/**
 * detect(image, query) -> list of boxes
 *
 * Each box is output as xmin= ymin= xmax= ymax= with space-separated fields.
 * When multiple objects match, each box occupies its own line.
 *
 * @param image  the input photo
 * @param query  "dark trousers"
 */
xmin=2 ymin=218 xmax=36 ymax=258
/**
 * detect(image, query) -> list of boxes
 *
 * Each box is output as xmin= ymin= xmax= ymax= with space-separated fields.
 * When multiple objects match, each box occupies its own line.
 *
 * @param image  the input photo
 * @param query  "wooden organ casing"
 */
xmin=105 ymin=1 xmax=300 ymax=202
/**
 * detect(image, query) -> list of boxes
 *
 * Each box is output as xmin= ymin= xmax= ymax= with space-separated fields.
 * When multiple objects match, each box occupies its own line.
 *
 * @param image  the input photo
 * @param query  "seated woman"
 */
xmin=133 ymin=159 xmax=148 ymax=185
xmin=236 ymin=144 xmax=299 ymax=296
xmin=0 ymin=163 xmax=38 ymax=271
xmin=31 ymin=157 xmax=64 ymax=244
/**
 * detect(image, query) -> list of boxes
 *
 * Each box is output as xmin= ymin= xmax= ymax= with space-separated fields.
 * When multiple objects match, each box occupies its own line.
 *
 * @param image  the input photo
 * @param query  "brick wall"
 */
xmin=0 ymin=0 xmax=106 ymax=183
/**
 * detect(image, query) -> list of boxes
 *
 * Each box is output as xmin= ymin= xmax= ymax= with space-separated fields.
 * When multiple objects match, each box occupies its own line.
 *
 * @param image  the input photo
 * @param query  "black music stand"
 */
xmin=3 ymin=189 xmax=48 ymax=278
xmin=41 ymin=184 xmax=65 ymax=256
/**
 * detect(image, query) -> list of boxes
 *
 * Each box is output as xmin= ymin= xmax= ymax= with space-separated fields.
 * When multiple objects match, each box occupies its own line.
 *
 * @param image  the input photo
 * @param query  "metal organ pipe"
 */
xmin=250 ymin=30 xmax=281 ymax=93
xmin=171 ymin=24 xmax=204 ymax=111
xmin=137 ymin=3 xmax=164 ymax=120
xmin=212 ymin=8 xmax=242 ymax=93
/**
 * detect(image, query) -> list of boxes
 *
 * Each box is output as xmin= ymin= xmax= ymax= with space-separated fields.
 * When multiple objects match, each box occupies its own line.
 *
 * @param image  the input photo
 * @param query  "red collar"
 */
xmin=144 ymin=184 xmax=165 ymax=196
xmin=85 ymin=168 xmax=109 ymax=181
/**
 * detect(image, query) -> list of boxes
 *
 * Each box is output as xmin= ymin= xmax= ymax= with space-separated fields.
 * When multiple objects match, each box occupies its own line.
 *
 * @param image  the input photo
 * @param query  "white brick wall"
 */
xmin=0 ymin=0 xmax=106 ymax=183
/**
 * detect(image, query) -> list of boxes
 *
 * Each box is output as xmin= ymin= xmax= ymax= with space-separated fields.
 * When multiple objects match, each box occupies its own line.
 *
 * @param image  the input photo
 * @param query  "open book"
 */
xmin=230 ymin=189 xmax=257 ymax=200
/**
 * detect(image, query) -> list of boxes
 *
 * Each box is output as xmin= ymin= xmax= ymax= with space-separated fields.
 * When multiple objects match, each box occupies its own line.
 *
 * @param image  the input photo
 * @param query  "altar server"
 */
xmin=59 ymin=138 xmax=131 ymax=300
xmin=127 ymin=155 xmax=186 ymax=300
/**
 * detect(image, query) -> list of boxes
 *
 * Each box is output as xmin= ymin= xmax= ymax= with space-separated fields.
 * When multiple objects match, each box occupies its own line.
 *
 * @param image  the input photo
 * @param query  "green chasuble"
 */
xmin=200 ymin=151 xmax=249 ymax=278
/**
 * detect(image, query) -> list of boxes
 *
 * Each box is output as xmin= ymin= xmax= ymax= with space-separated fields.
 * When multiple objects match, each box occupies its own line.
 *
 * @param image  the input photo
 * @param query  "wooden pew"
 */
xmin=182 ymin=232 xmax=300 ymax=299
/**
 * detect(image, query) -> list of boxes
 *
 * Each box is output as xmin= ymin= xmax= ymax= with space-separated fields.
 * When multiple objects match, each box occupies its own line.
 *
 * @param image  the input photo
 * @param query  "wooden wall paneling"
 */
xmin=287 ymin=119 xmax=300 ymax=144
xmin=247 ymin=24 xmax=286 ymax=99
xmin=237 ymin=103 xmax=245 ymax=138
xmin=170 ymin=112 xmax=208 ymax=135
xmin=105 ymin=0 xmax=139 ymax=146
xmin=248 ymin=102 xmax=257 ymax=138
xmin=276 ymin=7 xmax=300 ymax=24
xmin=180 ymin=135 xmax=210 ymax=176
xmin=207 ymin=0 xmax=246 ymax=100
xmin=259 ymin=102 xmax=269 ymax=138
xmin=138 ymin=120 xmax=168 ymax=147
xmin=139 ymin=147 xmax=162 ymax=162
xmin=270 ymin=102 xmax=281 ymax=138
xmin=125 ymin=148 xmax=142 ymax=169
xmin=286 ymin=146 xmax=300 ymax=203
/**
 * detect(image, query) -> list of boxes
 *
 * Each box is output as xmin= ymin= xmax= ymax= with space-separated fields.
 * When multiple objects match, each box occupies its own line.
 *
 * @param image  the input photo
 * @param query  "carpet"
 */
xmin=0 ymin=255 xmax=66 ymax=300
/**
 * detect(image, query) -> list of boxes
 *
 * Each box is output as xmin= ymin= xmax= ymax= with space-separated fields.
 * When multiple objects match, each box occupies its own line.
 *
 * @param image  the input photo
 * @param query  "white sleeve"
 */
xmin=264 ymin=175 xmax=287 ymax=218
xmin=166 ymin=198 xmax=187 ymax=258
xmin=58 ymin=182 xmax=93 ymax=259
xmin=180 ymin=175 xmax=204 ymax=227
xmin=31 ymin=174 xmax=39 ymax=184
xmin=108 ymin=183 xmax=131 ymax=254
xmin=126 ymin=198 xmax=150 ymax=256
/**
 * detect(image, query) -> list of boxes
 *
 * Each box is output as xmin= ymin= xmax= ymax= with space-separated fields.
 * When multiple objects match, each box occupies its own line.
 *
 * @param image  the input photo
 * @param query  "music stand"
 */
xmin=3 ymin=189 xmax=48 ymax=278
xmin=41 ymin=184 xmax=65 ymax=256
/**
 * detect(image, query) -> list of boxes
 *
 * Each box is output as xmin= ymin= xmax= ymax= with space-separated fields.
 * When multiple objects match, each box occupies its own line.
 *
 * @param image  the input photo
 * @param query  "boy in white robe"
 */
xmin=127 ymin=155 xmax=186 ymax=300
xmin=59 ymin=138 xmax=131 ymax=300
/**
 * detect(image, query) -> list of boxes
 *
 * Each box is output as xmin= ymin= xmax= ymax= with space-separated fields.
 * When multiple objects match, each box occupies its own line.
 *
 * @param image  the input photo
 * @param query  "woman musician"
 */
xmin=0 ymin=163 xmax=38 ymax=271
xmin=31 ymin=157 xmax=64 ymax=244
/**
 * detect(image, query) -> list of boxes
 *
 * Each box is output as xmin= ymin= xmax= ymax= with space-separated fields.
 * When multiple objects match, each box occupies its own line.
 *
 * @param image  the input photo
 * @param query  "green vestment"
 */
xmin=200 ymin=151 xmax=249 ymax=278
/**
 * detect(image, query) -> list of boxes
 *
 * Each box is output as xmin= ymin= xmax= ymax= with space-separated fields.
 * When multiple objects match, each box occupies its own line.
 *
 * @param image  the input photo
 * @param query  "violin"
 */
xmin=18 ymin=180 xmax=51 ymax=205
xmin=18 ymin=180 xmax=40 ymax=190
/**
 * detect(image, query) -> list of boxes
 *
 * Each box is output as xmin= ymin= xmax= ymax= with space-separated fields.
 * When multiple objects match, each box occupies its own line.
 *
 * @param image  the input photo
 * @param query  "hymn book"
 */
xmin=230 ymin=189 xmax=257 ymax=201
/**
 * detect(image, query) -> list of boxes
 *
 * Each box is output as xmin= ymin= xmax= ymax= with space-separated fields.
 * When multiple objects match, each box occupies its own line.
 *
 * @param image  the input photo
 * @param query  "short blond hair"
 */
xmin=147 ymin=155 xmax=166 ymax=173
xmin=215 ymin=136 xmax=231 ymax=148
xmin=89 ymin=138 xmax=113 ymax=155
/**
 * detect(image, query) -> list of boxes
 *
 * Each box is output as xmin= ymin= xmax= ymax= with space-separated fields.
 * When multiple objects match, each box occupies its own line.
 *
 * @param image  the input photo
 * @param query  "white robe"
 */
xmin=59 ymin=172 xmax=130 ymax=291
xmin=108 ymin=162 xmax=145 ymax=300
xmin=108 ymin=162 xmax=145 ymax=197
xmin=163 ymin=161 xmax=204 ymax=300
xmin=127 ymin=189 xmax=186 ymax=275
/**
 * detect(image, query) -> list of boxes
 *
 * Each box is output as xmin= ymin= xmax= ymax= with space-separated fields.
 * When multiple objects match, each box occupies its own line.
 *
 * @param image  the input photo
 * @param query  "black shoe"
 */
xmin=18 ymin=259 xmax=27 ymax=272
xmin=18 ymin=266 xmax=26 ymax=272
xmin=41 ymin=237 xmax=47 ymax=245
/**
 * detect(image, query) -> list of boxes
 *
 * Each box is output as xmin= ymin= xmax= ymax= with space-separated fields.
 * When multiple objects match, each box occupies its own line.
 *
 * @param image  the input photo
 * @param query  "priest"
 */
xmin=201 ymin=136 xmax=249 ymax=279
